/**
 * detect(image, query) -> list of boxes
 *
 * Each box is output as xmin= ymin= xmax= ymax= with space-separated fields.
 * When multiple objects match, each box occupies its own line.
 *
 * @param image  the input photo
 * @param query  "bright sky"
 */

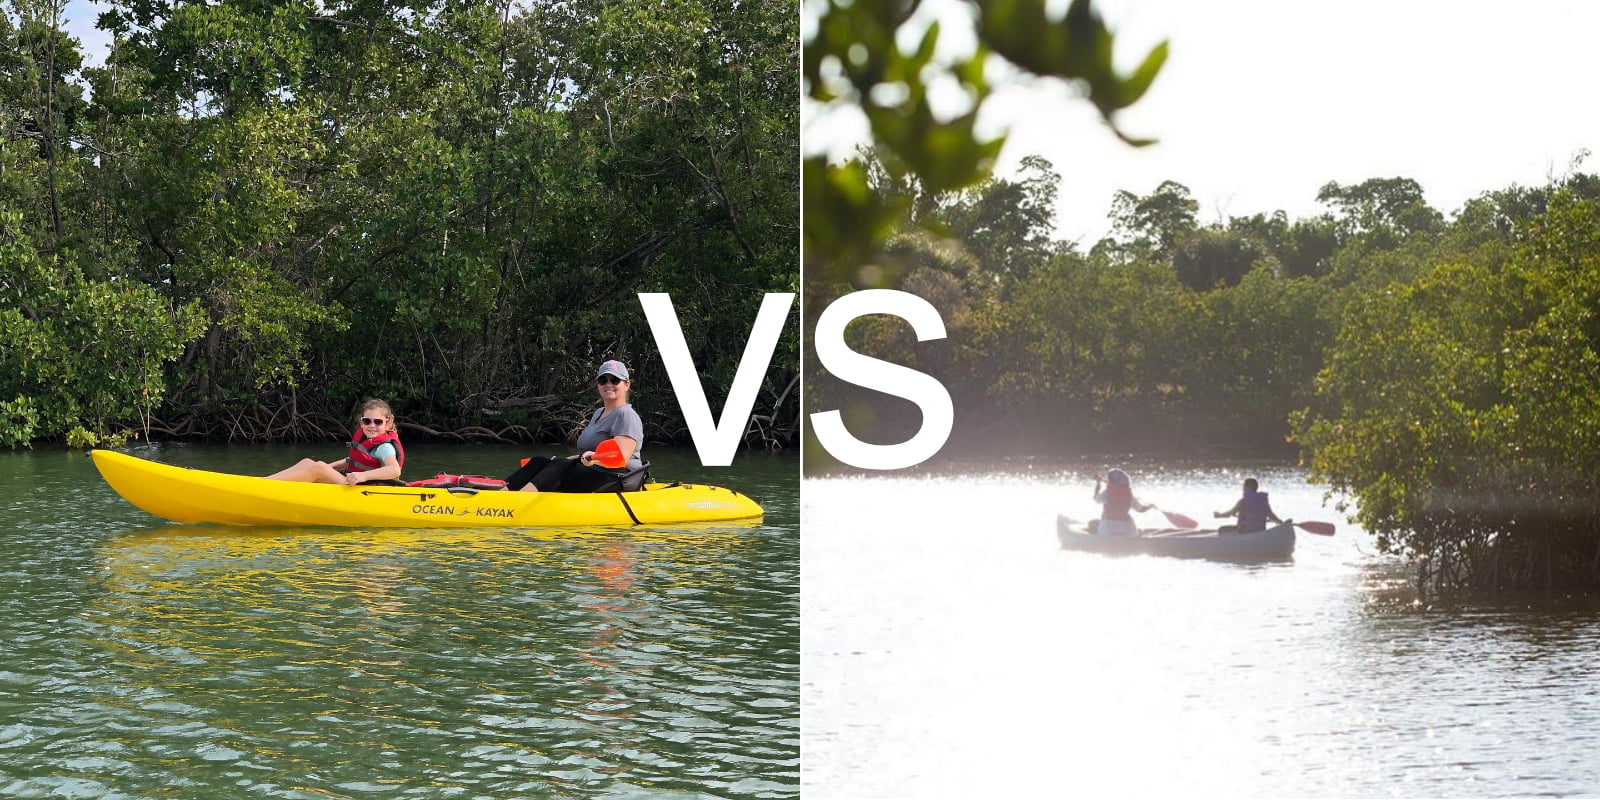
xmin=804 ymin=0 xmax=1600 ymax=245
xmin=56 ymin=0 xmax=108 ymax=65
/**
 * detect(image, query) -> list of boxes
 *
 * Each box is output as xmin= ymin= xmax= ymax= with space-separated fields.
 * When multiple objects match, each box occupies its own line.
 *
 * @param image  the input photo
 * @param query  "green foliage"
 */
xmin=1171 ymin=228 xmax=1273 ymax=291
xmin=802 ymin=0 xmax=1165 ymax=283
xmin=1228 ymin=211 xmax=1338 ymax=279
xmin=992 ymin=251 xmax=1188 ymax=417
xmin=1317 ymin=176 xmax=1444 ymax=248
xmin=801 ymin=0 xmax=1167 ymax=470
xmin=803 ymin=157 xmax=910 ymax=280
xmin=1104 ymin=179 xmax=1198 ymax=261
xmin=926 ymin=155 xmax=1061 ymax=284
xmin=1293 ymin=190 xmax=1600 ymax=593
xmin=0 ymin=396 xmax=40 ymax=449
xmin=975 ymin=0 xmax=1166 ymax=134
xmin=0 ymin=210 xmax=207 ymax=444
xmin=64 ymin=426 xmax=99 ymax=450
xmin=1183 ymin=266 xmax=1330 ymax=444
xmin=2 ymin=0 xmax=799 ymax=448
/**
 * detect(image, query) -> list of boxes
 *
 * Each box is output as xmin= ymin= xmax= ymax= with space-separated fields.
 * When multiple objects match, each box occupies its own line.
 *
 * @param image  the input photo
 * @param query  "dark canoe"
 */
xmin=1056 ymin=516 xmax=1296 ymax=563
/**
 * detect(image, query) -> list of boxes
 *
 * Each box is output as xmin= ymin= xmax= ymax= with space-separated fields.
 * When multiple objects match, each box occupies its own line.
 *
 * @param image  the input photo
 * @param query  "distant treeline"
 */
xmin=806 ymin=152 xmax=1600 ymax=595
xmin=2 ymin=0 xmax=798 ymax=451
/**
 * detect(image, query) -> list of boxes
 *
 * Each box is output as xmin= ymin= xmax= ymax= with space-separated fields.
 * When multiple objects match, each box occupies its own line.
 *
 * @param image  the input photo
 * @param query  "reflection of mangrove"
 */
xmin=99 ymin=523 xmax=757 ymax=606
xmin=82 ymin=523 xmax=768 ymax=782
xmin=93 ymin=521 xmax=760 ymax=681
xmin=108 ymin=520 xmax=759 ymax=553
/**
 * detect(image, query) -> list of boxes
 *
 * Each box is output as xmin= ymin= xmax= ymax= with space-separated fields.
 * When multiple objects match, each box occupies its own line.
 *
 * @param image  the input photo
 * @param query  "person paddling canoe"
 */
xmin=1092 ymin=469 xmax=1155 ymax=536
xmin=1213 ymin=477 xmax=1282 ymax=534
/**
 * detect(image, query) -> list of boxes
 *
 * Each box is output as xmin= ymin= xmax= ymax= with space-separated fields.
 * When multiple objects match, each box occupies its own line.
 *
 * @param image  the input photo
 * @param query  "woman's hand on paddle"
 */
xmin=590 ymin=438 xmax=630 ymax=468
xmin=579 ymin=451 xmax=596 ymax=466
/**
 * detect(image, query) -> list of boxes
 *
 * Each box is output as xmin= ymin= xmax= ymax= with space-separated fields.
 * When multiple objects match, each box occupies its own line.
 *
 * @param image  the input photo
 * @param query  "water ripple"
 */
xmin=3 ymin=444 xmax=797 ymax=800
xmin=804 ymin=469 xmax=1600 ymax=798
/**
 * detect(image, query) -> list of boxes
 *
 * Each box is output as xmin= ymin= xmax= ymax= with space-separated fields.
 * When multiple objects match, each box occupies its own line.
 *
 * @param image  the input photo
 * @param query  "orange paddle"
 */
xmin=592 ymin=438 xmax=626 ymax=469
xmin=1159 ymin=510 xmax=1200 ymax=529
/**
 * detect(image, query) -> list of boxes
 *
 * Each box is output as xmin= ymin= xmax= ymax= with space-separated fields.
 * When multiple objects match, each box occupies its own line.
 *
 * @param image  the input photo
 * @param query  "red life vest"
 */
xmin=1101 ymin=483 xmax=1134 ymax=521
xmin=406 ymin=473 xmax=508 ymax=490
xmin=347 ymin=430 xmax=404 ymax=472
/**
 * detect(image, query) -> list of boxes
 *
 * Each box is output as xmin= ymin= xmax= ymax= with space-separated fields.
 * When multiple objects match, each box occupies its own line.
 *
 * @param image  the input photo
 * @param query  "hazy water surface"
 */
xmin=803 ymin=462 xmax=1600 ymax=798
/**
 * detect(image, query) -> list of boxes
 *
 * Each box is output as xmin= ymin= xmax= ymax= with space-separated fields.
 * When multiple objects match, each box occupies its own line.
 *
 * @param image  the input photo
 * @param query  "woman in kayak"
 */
xmin=266 ymin=399 xmax=404 ymax=485
xmin=1213 ymin=477 xmax=1282 ymax=533
xmin=504 ymin=359 xmax=645 ymax=492
xmin=1092 ymin=468 xmax=1155 ymax=536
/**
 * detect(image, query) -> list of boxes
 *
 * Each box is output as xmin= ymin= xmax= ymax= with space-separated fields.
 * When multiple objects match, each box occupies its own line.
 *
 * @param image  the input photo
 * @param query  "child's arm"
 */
xmin=348 ymin=455 xmax=401 ymax=484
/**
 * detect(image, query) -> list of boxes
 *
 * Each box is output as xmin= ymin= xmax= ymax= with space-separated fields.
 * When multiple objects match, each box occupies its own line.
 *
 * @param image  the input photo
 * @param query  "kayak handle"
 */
xmin=359 ymin=490 xmax=437 ymax=501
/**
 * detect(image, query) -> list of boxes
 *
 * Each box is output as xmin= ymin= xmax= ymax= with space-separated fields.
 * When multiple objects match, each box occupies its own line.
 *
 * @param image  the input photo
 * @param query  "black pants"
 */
xmin=503 ymin=456 xmax=622 ymax=493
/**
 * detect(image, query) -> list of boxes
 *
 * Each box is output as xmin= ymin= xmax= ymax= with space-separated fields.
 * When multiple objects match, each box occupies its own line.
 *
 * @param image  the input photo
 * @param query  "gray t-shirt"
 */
xmin=577 ymin=404 xmax=644 ymax=470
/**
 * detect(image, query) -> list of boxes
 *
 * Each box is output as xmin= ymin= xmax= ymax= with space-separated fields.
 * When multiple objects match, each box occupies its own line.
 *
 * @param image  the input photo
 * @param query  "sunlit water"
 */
xmin=0 ymin=443 xmax=798 ymax=798
xmin=802 ymin=462 xmax=1600 ymax=798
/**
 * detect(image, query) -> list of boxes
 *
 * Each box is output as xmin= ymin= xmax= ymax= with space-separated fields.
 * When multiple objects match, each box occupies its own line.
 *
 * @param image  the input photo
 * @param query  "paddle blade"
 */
xmin=1297 ymin=521 xmax=1336 ymax=537
xmin=593 ymin=438 xmax=626 ymax=469
xmin=1163 ymin=511 xmax=1199 ymax=529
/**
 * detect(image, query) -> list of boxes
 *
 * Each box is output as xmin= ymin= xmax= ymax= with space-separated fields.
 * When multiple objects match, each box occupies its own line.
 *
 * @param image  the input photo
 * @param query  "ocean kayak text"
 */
xmin=411 ymin=504 xmax=514 ymax=518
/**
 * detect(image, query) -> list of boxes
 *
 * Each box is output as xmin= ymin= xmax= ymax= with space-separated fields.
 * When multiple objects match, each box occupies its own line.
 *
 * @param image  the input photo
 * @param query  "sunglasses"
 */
xmin=361 ymin=417 xmax=387 ymax=426
xmin=596 ymin=375 xmax=626 ymax=385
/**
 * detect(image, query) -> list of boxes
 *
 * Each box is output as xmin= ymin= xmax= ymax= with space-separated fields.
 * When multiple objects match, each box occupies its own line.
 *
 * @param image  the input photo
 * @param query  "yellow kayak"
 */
xmin=91 ymin=449 xmax=763 ymax=528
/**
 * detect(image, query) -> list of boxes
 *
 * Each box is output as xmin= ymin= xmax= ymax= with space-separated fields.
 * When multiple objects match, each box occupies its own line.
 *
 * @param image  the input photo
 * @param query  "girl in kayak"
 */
xmin=505 ymin=359 xmax=645 ymax=492
xmin=1092 ymin=469 xmax=1154 ymax=536
xmin=1213 ymin=477 xmax=1282 ymax=533
xmin=266 ymin=399 xmax=404 ymax=485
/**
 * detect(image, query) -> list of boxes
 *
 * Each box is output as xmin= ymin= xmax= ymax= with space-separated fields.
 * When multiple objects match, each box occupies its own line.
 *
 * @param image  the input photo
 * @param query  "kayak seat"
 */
xmin=593 ymin=461 xmax=652 ymax=493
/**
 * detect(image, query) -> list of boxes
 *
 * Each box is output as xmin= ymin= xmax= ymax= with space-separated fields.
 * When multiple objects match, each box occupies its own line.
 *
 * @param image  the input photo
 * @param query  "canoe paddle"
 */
xmin=1294 ymin=520 xmax=1336 ymax=536
xmin=1157 ymin=509 xmax=1200 ymax=529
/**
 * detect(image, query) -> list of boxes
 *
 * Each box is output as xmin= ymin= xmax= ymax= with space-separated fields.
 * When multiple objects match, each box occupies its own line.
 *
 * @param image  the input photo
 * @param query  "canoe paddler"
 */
xmin=1092 ymin=469 xmax=1155 ymax=536
xmin=1214 ymin=477 xmax=1282 ymax=534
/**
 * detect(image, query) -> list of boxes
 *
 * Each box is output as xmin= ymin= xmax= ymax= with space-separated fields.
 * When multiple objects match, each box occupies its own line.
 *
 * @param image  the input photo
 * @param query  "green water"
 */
xmin=0 ymin=443 xmax=798 ymax=798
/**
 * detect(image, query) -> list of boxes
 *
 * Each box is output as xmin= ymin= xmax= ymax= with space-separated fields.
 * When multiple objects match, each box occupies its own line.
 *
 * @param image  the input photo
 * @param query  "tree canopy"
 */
xmin=2 ymin=0 xmax=798 ymax=451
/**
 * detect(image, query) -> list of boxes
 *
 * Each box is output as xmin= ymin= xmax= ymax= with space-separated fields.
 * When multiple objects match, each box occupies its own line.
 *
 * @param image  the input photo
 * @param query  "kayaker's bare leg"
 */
xmin=518 ymin=483 xmax=540 ymax=493
xmin=266 ymin=458 xmax=346 ymax=483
